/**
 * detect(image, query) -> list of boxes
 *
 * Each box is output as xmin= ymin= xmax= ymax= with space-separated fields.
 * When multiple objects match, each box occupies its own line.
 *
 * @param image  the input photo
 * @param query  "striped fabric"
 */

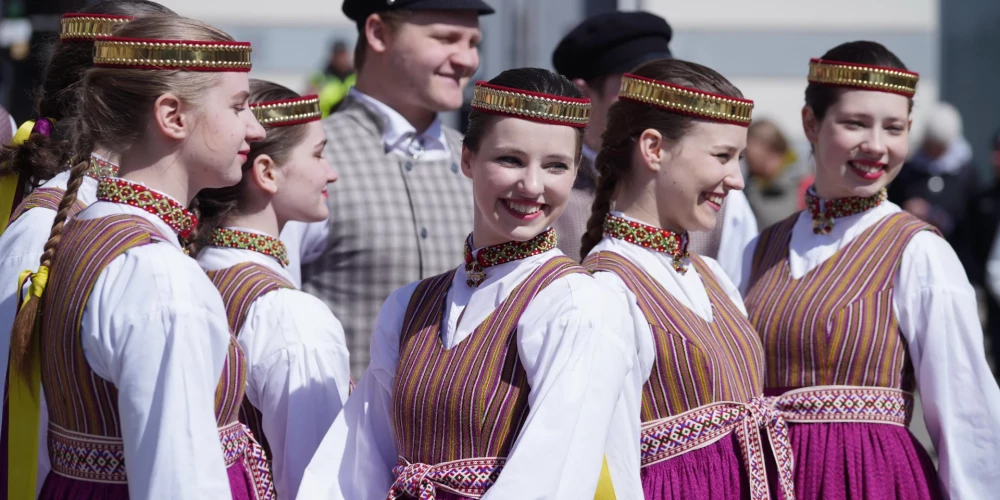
xmin=207 ymin=262 xmax=295 ymax=458
xmin=391 ymin=256 xmax=586 ymax=467
xmin=744 ymin=211 xmax=937 ymax=391
xmin=584 ymin=252 xmax=764 ymax=421
xmin=8 ymin=187 xmax=87 ymax=224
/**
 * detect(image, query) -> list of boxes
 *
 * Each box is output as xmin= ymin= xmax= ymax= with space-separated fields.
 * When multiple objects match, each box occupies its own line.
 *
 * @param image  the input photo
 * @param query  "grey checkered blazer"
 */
xmin=301 ymin=96 xmax=473 ymax=377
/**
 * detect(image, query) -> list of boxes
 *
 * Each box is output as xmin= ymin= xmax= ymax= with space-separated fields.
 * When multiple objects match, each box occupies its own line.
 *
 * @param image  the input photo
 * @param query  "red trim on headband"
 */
xmin=810 ymin=58 xmax=919 ymax=78
xmin=623 ymin=73 xmax=754 ymax=104
xmin=92 ymin=63 xmax=251 ymax=72
xmin=249 ymin=95 xmax=320 ymax=109
xmin=474 ymin=81 xmax=592 ymax=104
xmin=469 ymin=104 xmax=588 ymax=128
xmin=95 ymin=36 xmax=252 ymax=47
xmin=617 ymin=95 xmax=752 ymax=127
xmin=61 ymin=13 xmax=134 ymax=20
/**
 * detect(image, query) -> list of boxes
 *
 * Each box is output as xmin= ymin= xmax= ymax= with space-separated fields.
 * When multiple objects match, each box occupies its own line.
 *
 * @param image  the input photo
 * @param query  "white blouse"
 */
xmin=298 ymin=248 xmax=643 ymax=499
xmin=715 ymin=190 xmax=759 ymax=285
xmin=0 ymin=170 xmax=101 ymax=495
xmin=739 ymin=201 xmax=1000 ymax=499
xmin=197 ymin=241 xmax=351 ymax=499
xmin=73 ymin=200 xmax=233 ymax=498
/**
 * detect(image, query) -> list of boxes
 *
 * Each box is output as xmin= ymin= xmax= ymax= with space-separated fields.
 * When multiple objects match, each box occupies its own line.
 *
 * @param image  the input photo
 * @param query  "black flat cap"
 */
xmin=553 ymin=11 xmax=672 ymax=82
xmin=343 ymin=0 xmax=495 ymax=25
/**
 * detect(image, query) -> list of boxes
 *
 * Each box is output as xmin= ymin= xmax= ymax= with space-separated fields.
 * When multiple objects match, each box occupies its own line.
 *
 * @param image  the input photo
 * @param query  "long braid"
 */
xmin=579 ymin=150 xmax=622 ymax=259
xmin=10 ymin=157 xmax=91 ymax=373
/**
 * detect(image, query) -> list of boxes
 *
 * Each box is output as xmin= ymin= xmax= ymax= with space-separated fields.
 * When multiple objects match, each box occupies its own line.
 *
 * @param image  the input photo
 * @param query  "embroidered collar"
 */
xmin=604 ymin=214 xmax=690 ymax=274
xmin=96 ymin=178 xmax=197 ymax=239
xmin=464 ymin=228 xmax=557 ymax=287
xmin=86 ymin=154 xmax=118 ymax=180
xmin=210 ymin=227 xmax=288 ymax=267
xmin=805 ymin=187 xmax=887 ymax=234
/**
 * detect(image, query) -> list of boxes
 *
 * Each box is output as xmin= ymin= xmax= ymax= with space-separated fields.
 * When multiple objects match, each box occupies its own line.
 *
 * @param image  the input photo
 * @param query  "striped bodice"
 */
xmin=584 ymin=251 xmax=764 ymax=421
xmin=8 ymin=187 xmax=87 ymax=224
xmin=392 ymin=256 xmax=586 ymax=464
xmin=207 ymin=262 xmax=295 ymax=456
xmin=744 ymin=211 xmax=937 ymax=391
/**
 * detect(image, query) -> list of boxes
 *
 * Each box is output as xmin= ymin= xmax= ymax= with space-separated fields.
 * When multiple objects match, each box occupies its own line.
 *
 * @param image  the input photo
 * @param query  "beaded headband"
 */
xmin=470 ymin=81 xmax=591 ymax=128
xmin=250 ymin=95 xmax=322 ymax=127
xmin=60 ymin=13 xmax=133 ymax=42
xmin=93 ymin=37 xmax=252 ymax=72
xmin=618 ymin=74 xmax=754 ymax=127
xmin=808 ymin=58 xmax=919 ymax=98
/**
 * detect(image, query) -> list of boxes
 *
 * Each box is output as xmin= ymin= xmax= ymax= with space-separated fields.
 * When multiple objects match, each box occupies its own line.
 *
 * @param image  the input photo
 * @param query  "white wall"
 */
xmin=155 ymin=0 xmax=351 ymax=26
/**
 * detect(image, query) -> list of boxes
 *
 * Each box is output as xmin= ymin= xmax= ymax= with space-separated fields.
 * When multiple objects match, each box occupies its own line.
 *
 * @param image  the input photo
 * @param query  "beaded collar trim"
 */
xmin=464 ymin=228 xmax=558 ymax=287
xmin=93 ymin=37 xmax=253 ymax=72
xmin=250 ymin=95 xmax=322 ymax=127
xmin=470 ymin=82 xmax=591 ymax=128
xmin=210 ymin=228 xmax=289 ymax=267
xmin=618 ymin=74 xmax=754 ymax=127
xmin=96 ymin=178 xmax=197 ymax=239
xmin=604 ymin=214 xmax=690 ymax=274
xmin=60 ymin=13 xmax=132 ymax=42
xmin=808 ymin=58 xmax=919 ymax=98
xmin=805 ymin=186 xmax=887 ymax=235
xmin=86 ymin=154 xmax=119 ymax=180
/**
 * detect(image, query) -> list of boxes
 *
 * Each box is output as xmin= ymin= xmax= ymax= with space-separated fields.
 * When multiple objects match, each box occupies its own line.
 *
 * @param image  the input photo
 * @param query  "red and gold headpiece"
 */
xmin=618 ymin=74 xmax=754 ymax=127
xmin=60 ymin=13 xmax=133 ymax=42
xmin=93 ymin=37 xmax=252 ymax=72
xmin=250 ymin=95 xmax=322 ymax=127
xmin=470 ymin=81 xmax=591 ymax=128
xmin=808 ymin=58 xmax=919 ymax=98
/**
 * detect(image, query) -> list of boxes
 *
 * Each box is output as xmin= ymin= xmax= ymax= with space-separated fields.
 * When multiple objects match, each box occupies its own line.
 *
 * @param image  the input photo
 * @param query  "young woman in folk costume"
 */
xmin=190 ymin=80 xmax=349 ymax=499
xmin=740 ymin=41 xmax=1000 ymax=499
xmin=579 ymin=59 xmax=795 ymax=500
xmin=298 ymin=68 xmax=643 ymax=499
xmin=9 ymin=15 xmax=275 ymax=499
xmin=0 ymin=3 xmax=175 ymax=496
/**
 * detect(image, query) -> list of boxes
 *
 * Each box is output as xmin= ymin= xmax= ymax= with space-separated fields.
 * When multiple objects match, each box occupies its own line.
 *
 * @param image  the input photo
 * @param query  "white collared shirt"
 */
xmin=349 ymin=88 xmax=451 ymax=161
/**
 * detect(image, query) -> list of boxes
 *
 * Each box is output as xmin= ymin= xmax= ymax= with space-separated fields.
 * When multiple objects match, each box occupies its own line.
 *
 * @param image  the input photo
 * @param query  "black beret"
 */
xmin=343 ymin=0 xmax=495 ymax=25
xmin=553 ymin=11 xmax=673 ymax=82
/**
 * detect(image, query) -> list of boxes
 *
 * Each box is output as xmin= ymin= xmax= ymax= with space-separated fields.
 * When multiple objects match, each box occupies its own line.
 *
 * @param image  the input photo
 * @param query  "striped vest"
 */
xmin=585 ymin=251 xmax=764 ymax=420
xmin=392 ymin=256 xmax=586 ymax=464
xmin=41 ymin=215 xmax=248 ymax=474
xmin=8 ymin=187 xmax=87 ymax=225
xmin=744 ymin=211 xmax=937 ymax=391
xmin=207 ymin=262 xmax=295 ymax=458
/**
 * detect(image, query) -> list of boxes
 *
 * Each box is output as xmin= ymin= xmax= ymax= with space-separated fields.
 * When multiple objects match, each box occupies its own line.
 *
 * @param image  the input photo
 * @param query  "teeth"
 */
xmin=850 ymin=161 xmax=883 ymax=174
xmin=705 ymin=193 xmax=725 ymax=205
xmin=506 ymin=200 xmax=541 ymax=215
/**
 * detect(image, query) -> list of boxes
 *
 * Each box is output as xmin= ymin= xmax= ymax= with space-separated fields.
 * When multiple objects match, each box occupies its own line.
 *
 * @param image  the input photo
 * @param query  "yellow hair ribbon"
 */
xmin=0 ymin=120 xmax=35 ymax=234
xmin=8 ymin=266 xmax=46 ymax=499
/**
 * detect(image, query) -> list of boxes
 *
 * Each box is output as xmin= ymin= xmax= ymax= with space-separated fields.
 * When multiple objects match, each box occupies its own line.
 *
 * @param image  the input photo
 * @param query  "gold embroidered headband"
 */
xmin=250 ymin=95 xmax=322 ymax=127
xmin=470 ymin=81 xmax=591 ymax=128
xmin=618 ymin=74 xmax=754 ymax=127
xmin=808 ymin=58 xmax=919 ymax=97
xmin=93 ymin=37 xmax=252 ymax=72
xmin=60 ymin=13 xmax=133 ymax=42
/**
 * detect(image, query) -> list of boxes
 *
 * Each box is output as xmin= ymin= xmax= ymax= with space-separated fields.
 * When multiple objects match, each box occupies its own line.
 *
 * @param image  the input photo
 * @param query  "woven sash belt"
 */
xmin=640 ymin=397 xmax=796 ymax=500
xmin=388 ymin=456 xmax=505 ymax=499
xmin=769 ymin=385 xmax=913 ymax=426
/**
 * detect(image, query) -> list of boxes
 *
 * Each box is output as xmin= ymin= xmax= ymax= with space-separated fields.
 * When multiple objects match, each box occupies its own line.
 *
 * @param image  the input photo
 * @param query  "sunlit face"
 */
xmin=654 ymin=121 xmax=747 ymax=232
xmin=804 ymin=89 xmax=911 ymax=199
xmin=461 ymin=116 xmax=579 ymax=248
xmin=385 ymin=11 xmax=482 ymax=112
xmin=183 ymin=72 xmax=266 ymax=189
xmin=271 ymin=121 xmax=337 ymax=226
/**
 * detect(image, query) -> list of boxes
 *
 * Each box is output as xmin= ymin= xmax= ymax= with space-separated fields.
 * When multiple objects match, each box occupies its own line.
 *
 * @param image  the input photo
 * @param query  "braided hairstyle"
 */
xmin=10 ymin=14 xmax=236 ymax=373
xmin=0 ymin=0 xmax=174 ymax=186
xmin=579 ymin=59 xmax=744 ymax=259
xmin=189 ymin=80 xmax=312 ymax=255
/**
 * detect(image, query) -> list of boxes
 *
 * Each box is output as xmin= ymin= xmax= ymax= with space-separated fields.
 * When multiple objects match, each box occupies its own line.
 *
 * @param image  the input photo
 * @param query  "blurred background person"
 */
xmin=308 ymin=39 xmax=356 ymax=117
xmin=743 ymin=119 xmax=805 ymax=230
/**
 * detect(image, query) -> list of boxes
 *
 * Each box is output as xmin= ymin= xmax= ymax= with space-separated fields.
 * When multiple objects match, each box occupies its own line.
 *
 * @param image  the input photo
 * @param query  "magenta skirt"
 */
xmin=36 ymin=460 xmax=257 ymax=499
xmin=641 ymin=432 xmax=750 ymax=500
xmin=785 ymin=421 xmax=941 ymax=500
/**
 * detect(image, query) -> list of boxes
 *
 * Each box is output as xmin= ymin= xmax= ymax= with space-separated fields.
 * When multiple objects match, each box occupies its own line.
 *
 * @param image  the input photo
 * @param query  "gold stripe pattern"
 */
xmin=250 ymin=96 xmax=322 ymax=126
xmin=619 ymin=74 xmax=754 ymax=126
xmin=93 ymin=39 xmax=252 ymax=71
xmin=60 ymin=15 xmax=131 ymax=41
xmin=808 ymin=59 xmax=918 ymax=97
xmin=471 ymin=83 xmax=590 ymax=127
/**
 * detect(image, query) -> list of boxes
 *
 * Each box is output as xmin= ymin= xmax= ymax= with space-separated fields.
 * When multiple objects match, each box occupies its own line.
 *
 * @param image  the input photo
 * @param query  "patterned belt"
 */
xmin=49 ymin=420 xmax=274 ymax=498
xmin=640 ymin=397 xmax=796 ymax=500
xmin=769 ymin=385 xmax=913 ymax=426
xmin=388 ymin=456 xmax=505 ymax=500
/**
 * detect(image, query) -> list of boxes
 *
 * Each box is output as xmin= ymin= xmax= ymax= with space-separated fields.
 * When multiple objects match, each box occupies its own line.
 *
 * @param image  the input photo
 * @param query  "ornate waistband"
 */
xmin=641 ymin=398 xmax=796 ymax=500
xmin=219 ymin=421 xmax=275 ymax=500
xmin=770 ymin=385 xmax=913 ymax=426
xmin=389 ymin=456 xmax=505 ymax=499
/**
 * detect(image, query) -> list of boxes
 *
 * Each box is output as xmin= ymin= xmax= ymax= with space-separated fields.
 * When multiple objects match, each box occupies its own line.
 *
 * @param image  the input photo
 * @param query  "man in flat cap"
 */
xmin=284 ymin=0 xmax=493 ymax=377
xmin=552 ymin=11 xmax=757 ymax=282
